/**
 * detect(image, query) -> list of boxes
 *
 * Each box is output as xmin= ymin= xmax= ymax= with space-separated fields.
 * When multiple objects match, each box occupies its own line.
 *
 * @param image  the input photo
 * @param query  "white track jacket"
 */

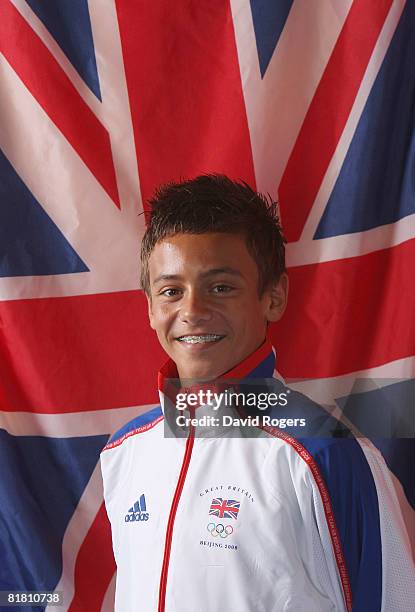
xmin=101 ymin=341 xmax=415 ymax=611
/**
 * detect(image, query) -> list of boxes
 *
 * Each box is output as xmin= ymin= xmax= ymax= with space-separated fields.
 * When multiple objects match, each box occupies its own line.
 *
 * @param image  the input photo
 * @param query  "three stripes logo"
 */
xmin=125 ymin=493 xmax=149 ymax=523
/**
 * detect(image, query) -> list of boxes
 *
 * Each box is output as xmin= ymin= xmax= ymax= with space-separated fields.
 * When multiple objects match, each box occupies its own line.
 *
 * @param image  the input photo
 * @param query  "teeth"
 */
xmin=177 ymin=334 xmax=223 ymax=344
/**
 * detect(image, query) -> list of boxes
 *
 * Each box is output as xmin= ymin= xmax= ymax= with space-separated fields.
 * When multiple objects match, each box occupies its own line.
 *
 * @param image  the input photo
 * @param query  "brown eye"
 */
xmin=212 ymin=285 xmax=233 ymax=293
xmin=160 ymin=288 xmax=181 ymax=297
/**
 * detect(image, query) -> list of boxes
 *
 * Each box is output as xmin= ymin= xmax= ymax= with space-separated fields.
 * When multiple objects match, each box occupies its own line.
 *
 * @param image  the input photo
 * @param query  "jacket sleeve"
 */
xmin=303 ymin=436 xmax=415 ymax=612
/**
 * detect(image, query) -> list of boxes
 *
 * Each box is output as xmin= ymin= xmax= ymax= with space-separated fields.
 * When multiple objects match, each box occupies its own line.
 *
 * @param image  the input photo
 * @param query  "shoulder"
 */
xmin=299 ymin=436 xmax=379 ymax=505
xmin=102 ymin=405 xmax=164 ymax=452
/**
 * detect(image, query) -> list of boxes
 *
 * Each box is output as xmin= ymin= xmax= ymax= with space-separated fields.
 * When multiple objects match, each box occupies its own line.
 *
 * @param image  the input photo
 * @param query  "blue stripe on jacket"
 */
xmin=301 ymin=436 xmax=382 ymax=611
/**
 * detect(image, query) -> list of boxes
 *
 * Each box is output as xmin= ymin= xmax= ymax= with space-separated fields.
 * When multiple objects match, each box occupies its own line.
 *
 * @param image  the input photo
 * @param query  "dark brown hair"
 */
xmin=140 ymin=174 xmax=286 ymax=295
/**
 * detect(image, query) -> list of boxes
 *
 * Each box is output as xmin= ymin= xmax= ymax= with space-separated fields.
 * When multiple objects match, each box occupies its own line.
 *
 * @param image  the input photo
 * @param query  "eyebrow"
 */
xmin=152 ymin=267 xmax=244 ymax=285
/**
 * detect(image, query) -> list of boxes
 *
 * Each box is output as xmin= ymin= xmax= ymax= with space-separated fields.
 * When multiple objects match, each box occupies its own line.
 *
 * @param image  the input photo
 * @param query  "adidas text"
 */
xmin=125 ymin=511 xmax=150 ymax=522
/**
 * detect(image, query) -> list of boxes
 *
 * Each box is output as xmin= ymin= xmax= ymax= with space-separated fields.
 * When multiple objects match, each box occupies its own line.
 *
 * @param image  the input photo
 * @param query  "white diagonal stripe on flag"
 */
xmin=0 ymin=404 xmax=155 ymax=438
xmin=297 ymin=0 xmax=406 ymax=253
xmin=231 ymin=0 xmax=352 ymax=198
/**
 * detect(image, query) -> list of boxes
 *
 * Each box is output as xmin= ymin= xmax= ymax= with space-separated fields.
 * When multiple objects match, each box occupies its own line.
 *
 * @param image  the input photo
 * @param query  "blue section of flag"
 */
xmin=315 ymin=3 xmax=415 ymax=238
xmin=0 ymin=430 xmax=108 ymax=598
xmin=0 ymin=150 xmax=89 ymax=277
xmin=250 ymin=0 xmax=294 ymax=77
xmin=25 ymin=0 xmax=101 ymax=100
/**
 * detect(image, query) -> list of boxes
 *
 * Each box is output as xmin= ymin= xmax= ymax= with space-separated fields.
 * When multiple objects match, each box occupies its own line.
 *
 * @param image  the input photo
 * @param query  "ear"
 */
xmin=146 ymin=293 xmax=156 ymax=330
xmin=265 ymin=273 xmax=288 ymax=323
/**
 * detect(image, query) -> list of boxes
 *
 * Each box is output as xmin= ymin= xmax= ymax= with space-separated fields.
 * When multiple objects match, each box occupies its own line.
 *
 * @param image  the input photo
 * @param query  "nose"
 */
xmin=179 ymin=289 xmax=212 ymax=325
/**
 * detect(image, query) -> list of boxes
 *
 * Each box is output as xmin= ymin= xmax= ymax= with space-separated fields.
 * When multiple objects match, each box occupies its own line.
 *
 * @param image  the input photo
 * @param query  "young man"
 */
xmin=101 ymin=175 xmax=415 ymax=611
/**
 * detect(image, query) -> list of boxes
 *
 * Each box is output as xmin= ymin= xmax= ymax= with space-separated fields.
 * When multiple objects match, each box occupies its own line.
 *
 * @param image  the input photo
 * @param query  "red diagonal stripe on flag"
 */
xmin=0 ymin=0 xmax=120 ymax=208
xmin=68 ymin=503 xmax=116 ymax=612
xmin=115 ymin=0 xmax=256 ymax=204
xmin=274 ymin=238 xmax=415 ymax=378
xmin=279 ymin=0 xmax=393 ymax=242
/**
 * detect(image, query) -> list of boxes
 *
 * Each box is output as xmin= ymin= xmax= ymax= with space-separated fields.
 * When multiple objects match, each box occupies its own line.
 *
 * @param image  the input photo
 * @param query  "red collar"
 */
xmin=158 ymin=338 xmax=275 ymax=405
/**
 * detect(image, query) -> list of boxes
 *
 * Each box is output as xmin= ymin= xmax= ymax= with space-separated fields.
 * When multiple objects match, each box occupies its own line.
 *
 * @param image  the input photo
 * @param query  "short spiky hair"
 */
xmin=140 ymin=174 xmax=286 ymax=295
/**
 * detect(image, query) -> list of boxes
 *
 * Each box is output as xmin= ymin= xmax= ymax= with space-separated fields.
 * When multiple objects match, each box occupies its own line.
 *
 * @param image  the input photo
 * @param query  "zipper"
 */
xmin=158 ymin=413 xmax=195 ymax=611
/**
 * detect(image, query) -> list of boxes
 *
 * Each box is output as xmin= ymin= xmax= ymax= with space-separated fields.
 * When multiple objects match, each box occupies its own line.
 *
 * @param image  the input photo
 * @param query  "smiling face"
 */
xmin=146 ymin=232 xmax=288 ymax=381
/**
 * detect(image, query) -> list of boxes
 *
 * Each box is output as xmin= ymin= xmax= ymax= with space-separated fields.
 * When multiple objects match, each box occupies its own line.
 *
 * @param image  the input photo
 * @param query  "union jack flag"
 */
xmin=0 ymin=0 xmax=414 ymax=610
xmin=209 ymin=498 xmax=240 ymax=520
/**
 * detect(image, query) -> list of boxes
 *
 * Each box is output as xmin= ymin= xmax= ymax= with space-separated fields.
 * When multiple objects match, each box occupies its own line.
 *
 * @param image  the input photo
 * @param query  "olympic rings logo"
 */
xmin=207 ymin=522 xmax=234 ymax=538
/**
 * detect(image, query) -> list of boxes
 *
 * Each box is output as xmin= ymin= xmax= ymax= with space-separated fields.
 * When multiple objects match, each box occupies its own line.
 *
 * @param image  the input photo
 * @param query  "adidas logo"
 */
xmin=125 ymin=493 xmax=150 ymax=523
